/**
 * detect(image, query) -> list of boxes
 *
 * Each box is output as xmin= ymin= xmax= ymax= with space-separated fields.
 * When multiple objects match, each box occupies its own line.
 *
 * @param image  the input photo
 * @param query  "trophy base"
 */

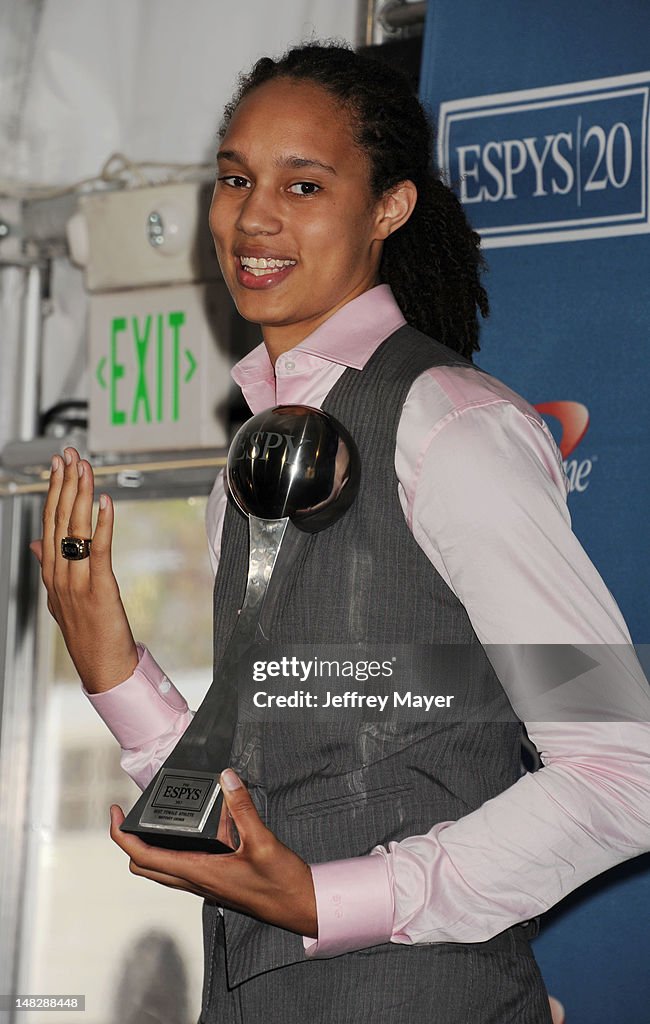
xmin=119 ymin=821 xmax=234 ymax=854
xmin=120 ymin=767 xmax=234 ymax=854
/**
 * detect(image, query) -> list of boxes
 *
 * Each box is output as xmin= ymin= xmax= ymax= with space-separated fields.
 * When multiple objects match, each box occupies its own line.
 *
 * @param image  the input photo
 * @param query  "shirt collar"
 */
xmin=230 ymin=284 xmax=406 ymax=388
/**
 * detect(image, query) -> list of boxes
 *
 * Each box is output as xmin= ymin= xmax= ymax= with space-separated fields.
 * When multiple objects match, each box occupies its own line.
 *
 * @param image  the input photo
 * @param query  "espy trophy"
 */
xmin=120 ymin=404 xmax=360 ymax=852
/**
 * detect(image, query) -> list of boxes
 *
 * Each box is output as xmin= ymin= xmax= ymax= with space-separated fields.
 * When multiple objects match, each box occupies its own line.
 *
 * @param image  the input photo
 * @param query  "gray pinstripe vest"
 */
xmin=203 ymin=324 xmax=523 ymax=988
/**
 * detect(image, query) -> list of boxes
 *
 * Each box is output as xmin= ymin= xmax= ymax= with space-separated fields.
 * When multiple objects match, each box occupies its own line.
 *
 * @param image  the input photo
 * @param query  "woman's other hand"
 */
xmin=30 ymin=446 xmax=139 ymax=692
xmin=110 ymin=768 xmax=318 ymax=938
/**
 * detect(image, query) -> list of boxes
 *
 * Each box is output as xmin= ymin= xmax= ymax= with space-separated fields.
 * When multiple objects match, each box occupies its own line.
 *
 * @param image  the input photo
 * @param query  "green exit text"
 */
xmin=96 ymin=312 xmax=197 ymax=425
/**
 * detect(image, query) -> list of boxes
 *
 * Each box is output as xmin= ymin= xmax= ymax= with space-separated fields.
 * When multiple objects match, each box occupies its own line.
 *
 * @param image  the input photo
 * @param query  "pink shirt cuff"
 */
xmin=303 ymin=853 xmax=394 ymax=958
xmin=82 ymin=643 xmax=188 ymax=749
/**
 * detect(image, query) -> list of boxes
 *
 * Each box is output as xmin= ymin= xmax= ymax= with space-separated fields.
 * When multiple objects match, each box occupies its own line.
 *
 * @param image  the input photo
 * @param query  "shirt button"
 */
xmin=284 ymin=360 xmax=296 ymax=372
xmin=159 ymin=677 xmax=171 ymax=694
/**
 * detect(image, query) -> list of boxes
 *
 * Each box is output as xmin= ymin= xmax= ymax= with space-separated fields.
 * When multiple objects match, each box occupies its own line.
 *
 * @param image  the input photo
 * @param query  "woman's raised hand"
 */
xmin=30 ymin=446 xmax=139 ymax=692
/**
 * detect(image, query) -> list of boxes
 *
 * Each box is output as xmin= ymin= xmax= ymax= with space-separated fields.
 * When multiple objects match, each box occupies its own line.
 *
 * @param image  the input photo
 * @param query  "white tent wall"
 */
xmin=3 ymin=0 xmax=358 ymax=181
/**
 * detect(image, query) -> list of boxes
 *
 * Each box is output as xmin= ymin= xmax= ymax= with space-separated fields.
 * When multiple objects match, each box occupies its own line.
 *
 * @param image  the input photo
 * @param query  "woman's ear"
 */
xmin=375 ymin=180 xmax=418 ymax=240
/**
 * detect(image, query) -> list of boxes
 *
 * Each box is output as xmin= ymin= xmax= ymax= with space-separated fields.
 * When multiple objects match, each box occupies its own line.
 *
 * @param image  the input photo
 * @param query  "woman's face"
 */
xmin=210 ymin=78 xmax=390 ymax=351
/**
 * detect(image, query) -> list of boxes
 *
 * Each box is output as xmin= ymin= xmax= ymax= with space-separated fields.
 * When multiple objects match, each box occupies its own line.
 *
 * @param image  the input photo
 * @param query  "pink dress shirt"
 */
xmin=85 ymin=285 xmax=650 ymax=959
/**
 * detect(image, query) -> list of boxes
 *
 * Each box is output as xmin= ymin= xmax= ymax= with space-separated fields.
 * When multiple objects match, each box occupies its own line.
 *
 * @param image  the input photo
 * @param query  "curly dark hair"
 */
xmin=220 ymin=42 xmax=488 ymax=360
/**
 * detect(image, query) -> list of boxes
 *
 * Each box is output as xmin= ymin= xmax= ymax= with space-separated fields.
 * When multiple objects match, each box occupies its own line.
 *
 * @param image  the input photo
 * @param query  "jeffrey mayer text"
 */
xmin=252 ymin=690 xmax=455 ymax=711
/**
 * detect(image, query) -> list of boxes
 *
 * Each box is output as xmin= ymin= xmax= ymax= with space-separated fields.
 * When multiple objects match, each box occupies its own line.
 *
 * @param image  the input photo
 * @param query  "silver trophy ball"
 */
xmin=227 ymin=404 xmax=360 ymax=531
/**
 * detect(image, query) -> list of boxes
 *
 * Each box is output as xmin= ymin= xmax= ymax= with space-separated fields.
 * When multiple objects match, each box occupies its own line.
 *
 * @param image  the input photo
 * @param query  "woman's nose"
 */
xmin=236 ymin=185 xmax=282 ymax=236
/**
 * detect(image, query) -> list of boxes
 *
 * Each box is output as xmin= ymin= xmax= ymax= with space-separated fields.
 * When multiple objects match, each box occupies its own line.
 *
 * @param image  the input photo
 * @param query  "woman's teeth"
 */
xmin=239 ymin=256 xmax=297 ymax=276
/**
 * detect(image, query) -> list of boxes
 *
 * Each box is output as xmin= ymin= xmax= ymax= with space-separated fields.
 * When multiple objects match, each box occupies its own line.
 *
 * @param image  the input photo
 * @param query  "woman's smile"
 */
xmin=235 ymin=252 xmax=298 ymax=288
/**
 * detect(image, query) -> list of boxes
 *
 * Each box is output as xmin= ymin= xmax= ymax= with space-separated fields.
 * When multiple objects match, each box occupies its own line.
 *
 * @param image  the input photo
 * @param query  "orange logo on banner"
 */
xmin=534 ymin=401 xmax=590 ymax=458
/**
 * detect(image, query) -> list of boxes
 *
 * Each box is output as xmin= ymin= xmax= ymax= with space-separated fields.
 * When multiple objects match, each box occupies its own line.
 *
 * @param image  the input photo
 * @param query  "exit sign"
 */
xmin=89 ymin=283 xmax=232 ymax=452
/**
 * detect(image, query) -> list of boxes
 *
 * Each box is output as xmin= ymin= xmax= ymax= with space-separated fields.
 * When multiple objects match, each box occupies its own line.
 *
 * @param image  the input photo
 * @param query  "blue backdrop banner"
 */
xmin=419 ymin=3 xmax=650 ymax=1022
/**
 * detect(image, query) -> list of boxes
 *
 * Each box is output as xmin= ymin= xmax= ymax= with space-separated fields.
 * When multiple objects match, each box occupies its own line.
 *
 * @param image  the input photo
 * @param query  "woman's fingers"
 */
xmin=29 ymin=539 xmax=43 ymax=565
xmin=40 ymin=454 xmax=65 ymax=589
xmin=89 ymin=490 xmax=116 ymax=583
xmin=216 ymin=801 xmax=237 ymax=850
xmin=52 ymin=453 xmax=114 ymax=582
xmin=53 ymin=448 xmax=86 ymax=587
xmin=128 ymin=860 xmax=215 ymax=899
xmin=67 ymin=459 xmax=94 ymax=544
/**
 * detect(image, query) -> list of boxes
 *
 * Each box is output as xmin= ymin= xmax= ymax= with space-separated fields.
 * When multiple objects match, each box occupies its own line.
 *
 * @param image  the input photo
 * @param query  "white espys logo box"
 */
xmin=437 ymin=71 xmax=650 ymax=247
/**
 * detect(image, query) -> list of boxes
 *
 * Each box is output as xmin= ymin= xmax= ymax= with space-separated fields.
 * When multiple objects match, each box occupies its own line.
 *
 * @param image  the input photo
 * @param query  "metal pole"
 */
xmin=0 ymin=495 xmax=44 ymax=1022
xmin=0 ymin=258 xmax=47 ymax=1024
xmin=378 ymin=0 xmax=427 ymax=34
xmin=359 ymin=0 xmax=376 ymax=47
xmin=17 ymin=264 xmax=44 ymax=440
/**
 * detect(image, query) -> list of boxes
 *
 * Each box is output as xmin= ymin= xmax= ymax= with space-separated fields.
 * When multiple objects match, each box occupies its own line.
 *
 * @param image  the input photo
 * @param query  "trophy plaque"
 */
xmin=120 ymin=404 xmax=360 ymax=851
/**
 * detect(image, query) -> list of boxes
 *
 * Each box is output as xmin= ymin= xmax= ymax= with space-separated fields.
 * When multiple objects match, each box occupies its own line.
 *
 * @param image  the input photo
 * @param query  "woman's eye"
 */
xmin=219 ymin=175 xmax=251 ymax=189
xmin=287 ymin=182 xmax=321 ymax=196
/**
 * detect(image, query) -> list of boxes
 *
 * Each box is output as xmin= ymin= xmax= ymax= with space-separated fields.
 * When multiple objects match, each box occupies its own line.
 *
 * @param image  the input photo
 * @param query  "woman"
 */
xmin=32 ymin=43 xmax=648 ymax=1024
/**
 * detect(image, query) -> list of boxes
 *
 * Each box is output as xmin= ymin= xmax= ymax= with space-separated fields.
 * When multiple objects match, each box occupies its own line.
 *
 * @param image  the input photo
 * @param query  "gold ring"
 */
xmin=61 ymin=536 xmax=92 ymax=560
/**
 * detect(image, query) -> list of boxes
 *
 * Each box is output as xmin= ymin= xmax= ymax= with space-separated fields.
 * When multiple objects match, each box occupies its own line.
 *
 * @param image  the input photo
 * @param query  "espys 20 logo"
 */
xmin=535 ymin=400 xmax=595 ymax=493
xmin=438 ymin=72 xmax=650 ymax=246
